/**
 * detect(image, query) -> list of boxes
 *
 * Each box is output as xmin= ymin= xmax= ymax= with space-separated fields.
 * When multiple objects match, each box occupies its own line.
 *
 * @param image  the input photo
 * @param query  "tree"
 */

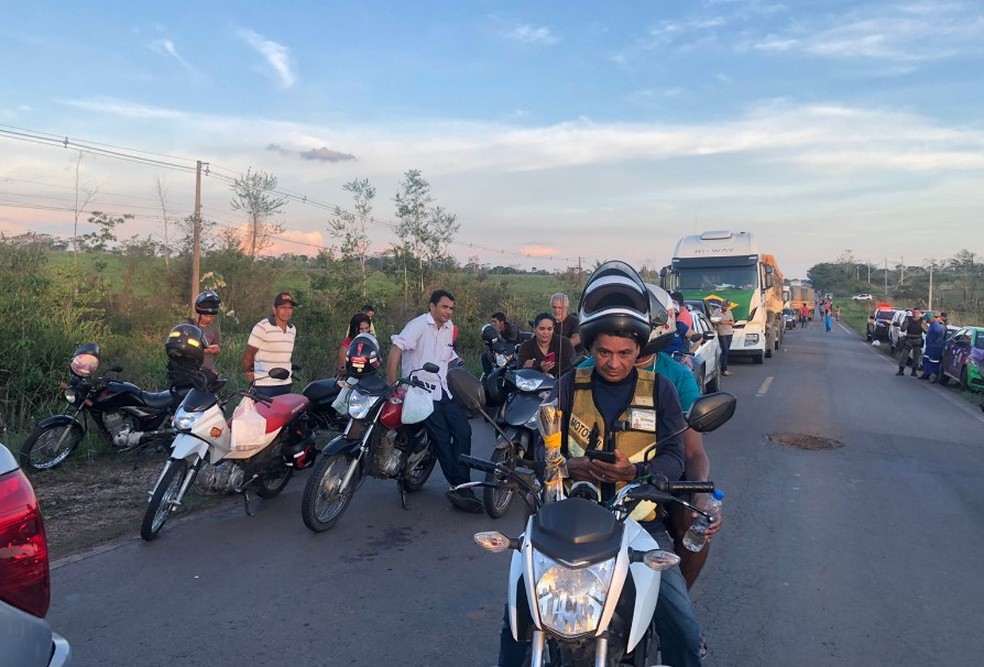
xmin=155 ymin=177 xmax=172 ymax=267
xmin=77 ymin=211 xmax=132 ymax=252
xmin=392 ymin=169 xmax=460 ymax=298
xmin=70 ymin=151 xmax=99 ymax=258
xmin=229 ymin=168 xmax=288 ymax=260
xmin=328 ymin=178 xmax=376 ymax=298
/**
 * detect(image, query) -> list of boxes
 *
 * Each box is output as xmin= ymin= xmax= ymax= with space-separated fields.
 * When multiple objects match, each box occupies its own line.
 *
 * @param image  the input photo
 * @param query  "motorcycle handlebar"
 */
xmin=458 ymin=454 xmax=499 ymax=475
xmin=662 ymin=480 xmax=716 ymax=494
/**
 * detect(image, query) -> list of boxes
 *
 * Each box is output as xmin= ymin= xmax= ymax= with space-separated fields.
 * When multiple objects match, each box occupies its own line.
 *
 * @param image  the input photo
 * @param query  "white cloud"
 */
xmin=57 ymin=97 xmax=189 ymax=120
xmin=236 ymin=28 xmax=296 ymax=88
xmin=505 ymin=24 xmax=559 ymax=45
xmin=148 ymin=38 xmax=201 ymax=77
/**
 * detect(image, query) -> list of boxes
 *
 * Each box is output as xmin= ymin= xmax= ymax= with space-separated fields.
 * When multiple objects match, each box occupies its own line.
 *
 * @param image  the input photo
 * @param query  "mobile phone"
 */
xmin=586 ymin=449 xmax=616 ymax=464
xmin=545 ymin=352 xmax=556 ymax=364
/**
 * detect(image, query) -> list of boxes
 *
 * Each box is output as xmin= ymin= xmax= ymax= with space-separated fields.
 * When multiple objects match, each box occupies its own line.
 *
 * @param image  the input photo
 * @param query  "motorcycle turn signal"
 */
xmin=474 ymin=531 xmax=519 ymax=553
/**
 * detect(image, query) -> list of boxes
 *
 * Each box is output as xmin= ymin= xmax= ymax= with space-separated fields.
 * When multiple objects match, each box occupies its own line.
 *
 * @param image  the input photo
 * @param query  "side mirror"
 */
xmin=703 ymin=331 xmax=715 ymax=341
xmin=422 ymin=362 xmax=440 ymax=373
xmin=268 ymin=367 xmax=290 ymax=380
xmin=687 ymin=392 xmax=737 ymax=433
xmin=447 ymin=368 xmax=486 ymax=411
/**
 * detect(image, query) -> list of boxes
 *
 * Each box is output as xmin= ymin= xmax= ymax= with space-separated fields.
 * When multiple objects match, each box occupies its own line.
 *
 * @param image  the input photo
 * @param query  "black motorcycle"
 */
xmin=299 ymin=375 xmax=350 ymax=447
xmin=19 ymin=343 xmax=189 ymax=470
xmin=480 ymin=366 xmax=556 ymax=518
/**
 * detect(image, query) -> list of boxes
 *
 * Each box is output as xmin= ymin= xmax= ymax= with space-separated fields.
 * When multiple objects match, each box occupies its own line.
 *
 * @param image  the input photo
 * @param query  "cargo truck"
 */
xmin=663 ymin=230 xmax=784 ymax=364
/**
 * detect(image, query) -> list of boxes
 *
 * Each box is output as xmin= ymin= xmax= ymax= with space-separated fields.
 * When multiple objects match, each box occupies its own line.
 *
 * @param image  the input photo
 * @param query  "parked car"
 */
xmin=782 ymin=308 xmax=797 ymax=330
xmin=684 ymin=299 xmax=709 ymax=317
xmin=0 ymin=443 xmax=72 ymax=666
xmin=867 ymin=305 xmax=899 ymax=342
xmin=939 ymin=326 xmax=984 ymax=390
xmin=852 ymin=293 xmax=873 ymax=301
xmin=686 ymin=310 xmax=722 ymax=394
xmin=888 ymin=309 xmax=911 ymax=353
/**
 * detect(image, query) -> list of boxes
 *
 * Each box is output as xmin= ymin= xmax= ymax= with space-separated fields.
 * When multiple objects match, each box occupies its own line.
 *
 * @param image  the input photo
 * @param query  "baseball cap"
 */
xmin=274 ymin=292 xmax=298 ymax=307
xmin=923 ymin=311 xmax=935 ymax=320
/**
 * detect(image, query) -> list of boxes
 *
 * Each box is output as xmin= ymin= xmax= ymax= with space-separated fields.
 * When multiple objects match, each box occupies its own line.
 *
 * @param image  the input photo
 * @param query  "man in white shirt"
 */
xmin=242 ymin=291 xmax=297 ymax=397
xmin=387 ymin=289 xmax=481 ymax=513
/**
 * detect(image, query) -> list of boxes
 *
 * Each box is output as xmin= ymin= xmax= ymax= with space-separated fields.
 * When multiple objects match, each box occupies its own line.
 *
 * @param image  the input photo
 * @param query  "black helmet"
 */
xmin=165 ymin=323 xmax=205 ymax=370
xmin=195 ymin=290 xmax=221 ymax=315
xmin=481 ymin=323 xmax=500 ymax=345
xmin=345 ymin=333 xmax=381 ymax=377
xmin=482 ymin=366 xmax=508 ymax=407
xmin=577 ymin=260 xmax=666 ymax=352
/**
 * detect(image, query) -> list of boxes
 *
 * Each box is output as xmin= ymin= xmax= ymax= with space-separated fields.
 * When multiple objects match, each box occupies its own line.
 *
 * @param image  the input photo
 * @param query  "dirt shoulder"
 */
xmin=27 ymin=452 xmax=228 ymax=561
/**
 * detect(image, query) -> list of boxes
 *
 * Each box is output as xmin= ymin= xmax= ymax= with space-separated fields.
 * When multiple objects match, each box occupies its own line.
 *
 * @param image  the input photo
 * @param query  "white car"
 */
xmin=687 ymin=310 xmax=722 ymax=394
xmin=852 ymin=293 xmax=873 ymax=301
xmin=0 ymin=443 xmax=72 ymax=666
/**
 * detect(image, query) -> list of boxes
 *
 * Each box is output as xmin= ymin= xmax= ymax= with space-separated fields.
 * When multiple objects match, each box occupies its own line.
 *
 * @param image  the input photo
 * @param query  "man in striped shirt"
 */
xmin=242 ymin=291 xmax=297 ymax=397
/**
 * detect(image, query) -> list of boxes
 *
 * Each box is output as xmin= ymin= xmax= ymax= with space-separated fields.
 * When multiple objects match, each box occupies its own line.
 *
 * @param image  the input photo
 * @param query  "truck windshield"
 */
xmin=677 ymin=266 xmax=758 ymax=291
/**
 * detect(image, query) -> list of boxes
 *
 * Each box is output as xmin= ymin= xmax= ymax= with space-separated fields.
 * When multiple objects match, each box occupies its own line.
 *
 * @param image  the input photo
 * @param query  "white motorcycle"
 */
xmin=448 ymin=369 xmax=737 ymax=666
xmin=141 ymin=368 xmax=314 ymax=541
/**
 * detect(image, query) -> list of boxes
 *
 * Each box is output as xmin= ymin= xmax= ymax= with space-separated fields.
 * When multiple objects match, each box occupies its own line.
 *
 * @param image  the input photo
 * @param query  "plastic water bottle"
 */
xmin=682 ymin=489 xmax=725 ymax=553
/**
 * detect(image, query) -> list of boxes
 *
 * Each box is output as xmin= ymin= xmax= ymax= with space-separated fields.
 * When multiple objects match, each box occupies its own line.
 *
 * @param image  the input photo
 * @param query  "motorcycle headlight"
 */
xmin=514 ymin=375 xmax=546 ymax=392
xmin=64 ymin=387 xmax=77 ymax=403
xmin=532 ymin=550 xmax=616 ymax=638
xmin=174 ymin=407 xmax=204 ymax=431
xmin=495 ymin=353 xmax=510 ymax=367
xmin=347 ymin=391 xmax=377 ymax=419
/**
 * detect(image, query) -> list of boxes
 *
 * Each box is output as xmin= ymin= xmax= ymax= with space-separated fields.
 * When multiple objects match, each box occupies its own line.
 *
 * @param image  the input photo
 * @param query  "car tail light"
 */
xmin=0 ymin=467 xmax=51 ymax=618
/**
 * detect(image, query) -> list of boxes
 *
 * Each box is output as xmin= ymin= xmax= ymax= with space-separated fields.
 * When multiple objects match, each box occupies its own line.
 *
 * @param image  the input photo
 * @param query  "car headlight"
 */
xmin=532 ymin=550 xmax=616 ymax=638
xmin=514 ymin=375 xmax=546 ymax=392
xmin=744 ymin=333 xmax=760 ymax=345
xmin=173 ymin=407 xmax=204 ymax=431
xmin=347 ymin=391 xmax=377 ymax=419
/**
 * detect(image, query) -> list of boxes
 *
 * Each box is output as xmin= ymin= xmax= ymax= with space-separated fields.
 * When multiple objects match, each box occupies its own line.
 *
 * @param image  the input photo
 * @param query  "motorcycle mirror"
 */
xmin=109 ymin=365 xmax=123 ymax=373
xmin=447 ymin=368 xmax=485 ymax=411
xmin=687 ymin=392 xmax=737 ymax=433
xmin=268 ymin=367 xmax=290 ymax=380
xmin=422 ymin=362 xmax=440 ymax=374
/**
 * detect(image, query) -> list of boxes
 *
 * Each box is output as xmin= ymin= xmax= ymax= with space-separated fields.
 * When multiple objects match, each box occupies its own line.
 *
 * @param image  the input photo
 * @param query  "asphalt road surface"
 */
xmin=48 ymin=321 xmax=984 ymax=666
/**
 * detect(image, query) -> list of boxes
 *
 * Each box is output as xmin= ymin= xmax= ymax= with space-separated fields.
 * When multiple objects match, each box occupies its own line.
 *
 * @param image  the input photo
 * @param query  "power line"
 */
xmin=0 ymin=124 xmax=589 ymax=264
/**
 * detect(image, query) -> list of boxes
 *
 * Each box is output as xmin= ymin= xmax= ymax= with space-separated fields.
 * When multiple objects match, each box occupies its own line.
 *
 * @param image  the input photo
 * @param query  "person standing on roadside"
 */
xmin=896 ymin=308 xmax=923 ymax=377
xmin=387 ymin=289 xmax=480 ymax=513
xmin=800 ymin=303 xmax=810 ymax=328
xmin=183 ymin=291 xmax=222 ymax=383
xmin=242 ymin=291 xmax=297 ymax=397
xmin=920 ymin=312 xmax=945 ymax=381
xmin=712 ymin=300 xmax=735 ymax=376
xmin=551 ymin=292 xmax=582 ymax=353
xmin=824 ymin=303 xmax=834 ymax=332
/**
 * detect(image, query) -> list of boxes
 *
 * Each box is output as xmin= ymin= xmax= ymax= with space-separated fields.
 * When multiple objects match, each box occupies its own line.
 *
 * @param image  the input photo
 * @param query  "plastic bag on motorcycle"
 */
xmin=401 ymin=385 xmax=434 ymax=424
xmin=231 ymin=396 xmax=267 ymax=451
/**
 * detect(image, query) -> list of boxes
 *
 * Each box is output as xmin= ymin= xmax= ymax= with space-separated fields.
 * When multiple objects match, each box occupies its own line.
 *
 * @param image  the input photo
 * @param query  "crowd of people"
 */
xmin=176 ymin=268 xmax=731 ymax=666
xmin=894 ymin=308 xmax=947 ymax=381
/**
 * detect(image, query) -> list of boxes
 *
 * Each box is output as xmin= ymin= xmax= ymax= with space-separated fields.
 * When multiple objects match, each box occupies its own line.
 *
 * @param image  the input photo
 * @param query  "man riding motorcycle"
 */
xmin=498 ymin=260 xmax=704 ymax=667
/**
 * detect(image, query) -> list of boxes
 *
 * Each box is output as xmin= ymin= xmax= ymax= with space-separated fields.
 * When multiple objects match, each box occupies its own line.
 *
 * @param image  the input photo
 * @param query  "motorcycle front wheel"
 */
xmin=19 ymin=421 xmax=85 ymax=470
xmin=254 ymin=462 xmax=293 ymax=499
xmin=483 ymin=447 xmax=515 ymax=519
xmin=301 ymin=453 xmax=356 ymax=532
xmin=400 ymin=449 xmax=436 ymax=492
xmin=141 ymin=459 xmax=189 ymax=541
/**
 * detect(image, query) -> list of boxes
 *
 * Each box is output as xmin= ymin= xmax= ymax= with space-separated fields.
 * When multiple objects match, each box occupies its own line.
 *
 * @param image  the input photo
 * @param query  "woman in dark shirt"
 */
xmin=517 ymin=312 xmax=576 ymax=378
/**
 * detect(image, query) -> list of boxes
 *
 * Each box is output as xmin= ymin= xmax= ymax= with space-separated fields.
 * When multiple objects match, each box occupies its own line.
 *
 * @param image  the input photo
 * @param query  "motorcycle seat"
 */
xmin=303 ymin=378 xmax=341 ymax=404
xmin=141 ymin=389 xmax=183 ymax=409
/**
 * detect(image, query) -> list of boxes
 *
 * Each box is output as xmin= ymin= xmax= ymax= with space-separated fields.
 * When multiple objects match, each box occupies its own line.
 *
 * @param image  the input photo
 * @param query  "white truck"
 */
xmin=663 ymin=230 xmax=783 ymax=364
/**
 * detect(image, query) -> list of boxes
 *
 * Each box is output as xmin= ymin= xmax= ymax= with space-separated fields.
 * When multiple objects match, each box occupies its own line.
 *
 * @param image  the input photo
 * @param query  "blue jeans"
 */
xmin=719 ymin=334 xmax=732 ymax=372
xmin=498 ymin=523 xmax=702 ymax=667
xmin=424 ymin=394 xmax=473 ymax=487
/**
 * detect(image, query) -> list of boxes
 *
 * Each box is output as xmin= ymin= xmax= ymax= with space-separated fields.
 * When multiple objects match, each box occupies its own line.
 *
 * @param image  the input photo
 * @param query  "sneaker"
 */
xmin=722 ymin=370 xmax=733 ymax=377
xmin=699 ymin=632 xmax=708 ymax=659
xmin=895 ymin=369 xmax=904 ymax=376
xmin=446 ymin=488 xmax=483 ymax=513
xmin=911 ymin=371 xmax=918 ymax=377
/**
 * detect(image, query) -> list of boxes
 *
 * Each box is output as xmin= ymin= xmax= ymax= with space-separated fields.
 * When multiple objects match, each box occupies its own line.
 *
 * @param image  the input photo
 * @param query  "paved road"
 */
xmin=49 ymin=321 xmax=984 ymax=666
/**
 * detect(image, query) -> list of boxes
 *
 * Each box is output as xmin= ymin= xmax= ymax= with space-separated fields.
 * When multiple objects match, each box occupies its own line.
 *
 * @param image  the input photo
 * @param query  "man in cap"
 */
xmin=242 ymin=291 xmax=298 ymax=397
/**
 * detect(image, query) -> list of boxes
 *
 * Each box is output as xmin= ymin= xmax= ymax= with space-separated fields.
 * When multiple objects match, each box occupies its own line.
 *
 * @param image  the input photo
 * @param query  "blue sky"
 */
xmin=2 ymin=0 xmax=983 ymax=278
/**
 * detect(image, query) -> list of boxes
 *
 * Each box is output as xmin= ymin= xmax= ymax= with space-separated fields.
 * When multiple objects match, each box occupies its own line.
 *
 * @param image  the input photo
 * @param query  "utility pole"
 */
xmin=928 ymin=264 xmax=934 ymax=311
xmin=900 ymin=257 xmax=904 ymax=286
xmin=191 ymin=160 xmax=203 ymax=314
xmin=884 ymin=257 xmax=888 ymax=296
xmin=867 ymin=260 xmax=871 ymax=284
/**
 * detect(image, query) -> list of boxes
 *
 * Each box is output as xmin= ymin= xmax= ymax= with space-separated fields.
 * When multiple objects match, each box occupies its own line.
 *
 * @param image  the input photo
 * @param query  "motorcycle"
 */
xmin=448 ymin=368 xmax=737 ymax=666
xmin=298 ymin=373 xmax=352 ymax=445
xmin=19 ymin=343 xmax=189 ymax=471
xmin=300 ymin=363 xmax=440 ymax=532
xmin=140 ymin=368 xmax=314 ymax=541
xmin=480 ymin=366 xmax=556 ymax=519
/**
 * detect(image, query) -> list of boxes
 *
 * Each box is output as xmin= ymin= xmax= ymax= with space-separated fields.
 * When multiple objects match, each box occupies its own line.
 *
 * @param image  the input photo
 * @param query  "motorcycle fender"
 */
xmin=170 ymin=432 xmax=210 ymax=461
xmin=516 ymin=516 xmax=539 ymax=636
xmin=35 ymin=414 xmax=85 ymax=434
xmin=624 ymin=519 xmax=663 ymax=651
xmin=322 ymin=434 xmax=363 ymax=457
